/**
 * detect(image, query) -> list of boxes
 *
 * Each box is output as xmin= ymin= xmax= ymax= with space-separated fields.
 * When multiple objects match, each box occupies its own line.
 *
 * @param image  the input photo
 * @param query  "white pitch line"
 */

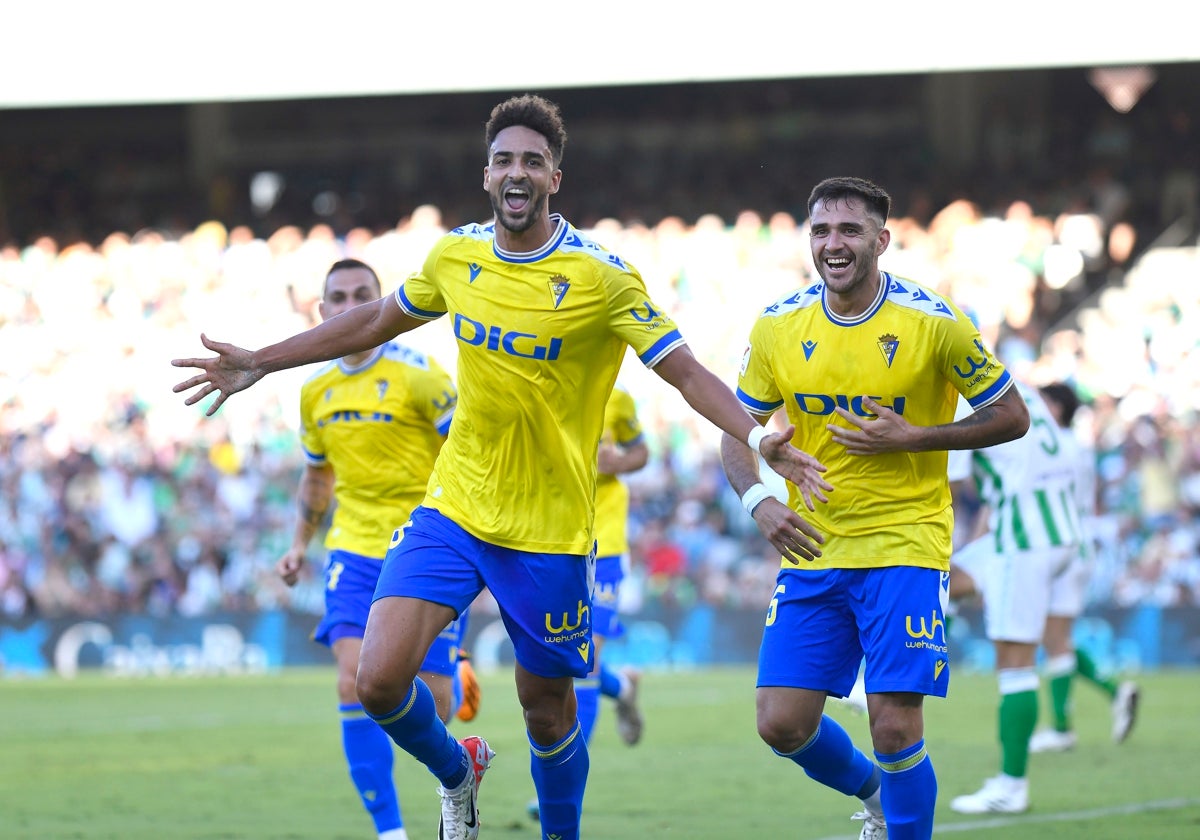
xmin=815 ymin=797 xmax=1200 ymax=839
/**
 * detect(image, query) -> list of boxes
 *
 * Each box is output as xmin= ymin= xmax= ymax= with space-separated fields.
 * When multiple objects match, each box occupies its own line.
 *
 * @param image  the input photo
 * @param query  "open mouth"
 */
xmin=504 ymin=186 xmax=530 ymax=212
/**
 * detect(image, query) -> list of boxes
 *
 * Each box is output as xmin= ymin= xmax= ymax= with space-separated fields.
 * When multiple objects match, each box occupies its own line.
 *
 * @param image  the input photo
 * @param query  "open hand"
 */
xmin=171 ymin=334 xmax=264 ymax=416
xmin=758 ymin=424 xmax=833 ymax=511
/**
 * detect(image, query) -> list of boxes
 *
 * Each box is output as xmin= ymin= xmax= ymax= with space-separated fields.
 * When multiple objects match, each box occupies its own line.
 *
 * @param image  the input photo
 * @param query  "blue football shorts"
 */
xmin=591 ymin=553 xmax=627 ymax=640
xmin=312 ymin=547 xmax=467 ymax=677
xmin=757 ymin=566 xmax=950 ymax=698
xmin=374 ymin=506 xmax=596 ymax=679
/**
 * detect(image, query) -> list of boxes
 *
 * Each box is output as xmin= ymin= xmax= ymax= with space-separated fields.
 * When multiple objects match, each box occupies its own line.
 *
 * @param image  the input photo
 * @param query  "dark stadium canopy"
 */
xmin=5 ymin=0 xmax=1196 ymax=108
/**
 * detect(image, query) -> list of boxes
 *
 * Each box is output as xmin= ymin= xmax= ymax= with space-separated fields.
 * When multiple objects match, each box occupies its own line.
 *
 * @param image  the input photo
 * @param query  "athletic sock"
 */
xmin=365 ymin=679 xmax=468 ymax=788
xmin=1076 ymin=647 xmax=1119 ymax=698
xmin=1045 ymin=653 xmax=1075 ymax=731
xmin=449 ymin=667 xmax=463 ymax=721
xmin=529 ymin=722 xmax=589 ymax=840
xmin=999 ymin=667 xmax=1039 ymax=778
xmin=773 ymin=714 xmax=876 ymax=796
xmin=574 ymin=676 xmax=601 ymax=743
xmin=876 ymin=740 xmax=937 ymax=840
xmin=341 ymin=703 xmax=402 ymax=835
xmin=598 ymin=663 xmax=623 ymax=700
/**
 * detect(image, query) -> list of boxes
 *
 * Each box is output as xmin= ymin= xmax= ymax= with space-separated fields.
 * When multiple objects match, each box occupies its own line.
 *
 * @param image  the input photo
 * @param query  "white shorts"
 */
xmin=1047 ymin=548 xmax=1090 ymax=618
xmin=952 ymin=537 xmax=1075 ymax=644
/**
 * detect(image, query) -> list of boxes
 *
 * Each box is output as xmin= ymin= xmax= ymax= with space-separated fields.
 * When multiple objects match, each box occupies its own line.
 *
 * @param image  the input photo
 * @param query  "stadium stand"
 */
xmin=0 ymin=67 xmax=1197 ymax=646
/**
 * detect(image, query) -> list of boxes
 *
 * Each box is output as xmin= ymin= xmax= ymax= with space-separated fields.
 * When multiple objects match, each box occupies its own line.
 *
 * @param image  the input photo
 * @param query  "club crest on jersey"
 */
xmin=877 ymin=333 xmax=899 ymax=368
xmin=548 ymin=274 xmax=570 ymax=309
xmin=375 ymin=379 xmax=389 ymax=401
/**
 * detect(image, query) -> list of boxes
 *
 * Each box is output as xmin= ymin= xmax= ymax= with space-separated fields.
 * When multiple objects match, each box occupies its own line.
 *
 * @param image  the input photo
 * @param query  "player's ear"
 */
xmin=876 ymin=226 xmax=891 ymax=255
xmin=483 ymin=164 xmax=491 ymax=191
xmin=548 ymin=168 xmax=562 ymax=196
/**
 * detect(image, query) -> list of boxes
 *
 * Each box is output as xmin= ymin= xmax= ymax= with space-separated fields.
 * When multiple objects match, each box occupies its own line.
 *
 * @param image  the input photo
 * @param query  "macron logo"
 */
xmin=468 ymin=264 xmax=482 ymax=283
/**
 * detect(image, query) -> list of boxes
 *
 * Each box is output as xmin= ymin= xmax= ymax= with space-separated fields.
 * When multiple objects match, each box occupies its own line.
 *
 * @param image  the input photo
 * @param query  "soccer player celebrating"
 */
xmin=274 ymin=259 xmax=476 ymax=840
xmin=720 ymin=176 xmax=1029 ymax=840
xmin=174 ymin=94 xmax=830 ymax=840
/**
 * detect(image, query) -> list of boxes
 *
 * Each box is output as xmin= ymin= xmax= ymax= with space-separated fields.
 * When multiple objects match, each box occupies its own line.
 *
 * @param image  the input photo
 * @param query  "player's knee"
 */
xmin=355 ymin=665 xmax=402 ymax=714
xmin=336 ymin=670 xmax=359 ymax=704
xmin=521 ymin=694 xmax=576 ymax=743
xmin=757 ymin=712 xmax=817 ymax=754
xmin=868 ymin=709 xmax=922 ymax=754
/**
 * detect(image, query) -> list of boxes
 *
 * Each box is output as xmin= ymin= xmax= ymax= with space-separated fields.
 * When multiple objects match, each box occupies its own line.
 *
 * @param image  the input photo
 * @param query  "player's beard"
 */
xmin=490 ymin=190 xmax=546 ymax=235
xmin=819 ymin=259 xmax=875 ymax=296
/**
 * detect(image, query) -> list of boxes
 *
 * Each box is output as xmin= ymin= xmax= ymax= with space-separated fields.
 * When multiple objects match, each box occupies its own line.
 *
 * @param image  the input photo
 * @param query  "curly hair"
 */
xmin=484 ymin=94 xmax=568 ymax=167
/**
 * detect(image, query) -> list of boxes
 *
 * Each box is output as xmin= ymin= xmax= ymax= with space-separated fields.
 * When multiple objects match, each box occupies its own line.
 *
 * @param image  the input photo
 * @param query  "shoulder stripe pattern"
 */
xmin=881 ymin=273 xmax=959 ymax=320
xmin=760 ymin=283 xmax=823 ymax=319
xmin=381 ymin=342 xmax=431 ymax=370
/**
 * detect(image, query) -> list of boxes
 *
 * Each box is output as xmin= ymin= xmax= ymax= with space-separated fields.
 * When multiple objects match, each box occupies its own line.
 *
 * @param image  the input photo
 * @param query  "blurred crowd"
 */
xmin=1 ymin=180 xmax=1199 ymax=623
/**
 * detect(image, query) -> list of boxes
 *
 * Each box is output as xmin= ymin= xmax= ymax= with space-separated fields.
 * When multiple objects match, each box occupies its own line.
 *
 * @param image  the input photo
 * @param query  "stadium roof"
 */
xmin=7 ymin=0 xmax=1198 ymax=109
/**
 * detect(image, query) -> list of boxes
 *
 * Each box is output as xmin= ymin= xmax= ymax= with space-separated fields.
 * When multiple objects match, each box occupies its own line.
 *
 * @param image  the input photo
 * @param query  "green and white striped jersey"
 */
xmin=970 ymin=382 xmax=1086 ymax=553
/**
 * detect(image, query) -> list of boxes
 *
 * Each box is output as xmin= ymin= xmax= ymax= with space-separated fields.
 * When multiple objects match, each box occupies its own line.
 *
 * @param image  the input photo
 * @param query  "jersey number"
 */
xmin=765 ymin=584 xmax=785 ymax=627
xmin=327 ymin=561 xmax=345 ymax=592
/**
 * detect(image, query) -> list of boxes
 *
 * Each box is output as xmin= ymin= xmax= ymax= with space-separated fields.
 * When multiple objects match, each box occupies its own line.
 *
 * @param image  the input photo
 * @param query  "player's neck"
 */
xmin=825 ymin=271 xmax=883 ymax=319
xmin=494 ymin=213 xmax=556 ymax=253
xmin=341 ymin=347 xmax=376 ymax=368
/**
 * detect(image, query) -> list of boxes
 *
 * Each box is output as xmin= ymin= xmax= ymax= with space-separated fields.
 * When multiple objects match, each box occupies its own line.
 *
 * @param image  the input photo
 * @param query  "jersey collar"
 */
xmin=492 ymin=214 xmax=569 ymax=263
xmin=821 ymin=271 xmax=890 ymax=326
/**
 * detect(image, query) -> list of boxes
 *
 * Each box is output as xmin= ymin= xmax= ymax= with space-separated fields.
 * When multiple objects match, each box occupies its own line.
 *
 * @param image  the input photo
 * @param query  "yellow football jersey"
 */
xmin=737 ymin=272 xmax=1014 ymax=571
xmin=594 ymin=384 xmax=644 ymax=558
xmin=396 ymin=215 xmax=683 ymax=554
xmin=299 ymin=343 xmax=456 ymax=558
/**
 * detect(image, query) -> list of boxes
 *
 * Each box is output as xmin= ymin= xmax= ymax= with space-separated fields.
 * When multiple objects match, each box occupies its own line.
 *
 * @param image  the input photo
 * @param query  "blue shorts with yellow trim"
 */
xmin=374 ymin=506 xmax=595 ymax=679
xmin=591 ymin=554 xmax=626 ymax=640
xmin=312 ymin=548 xmax=467 ymax=676
xmin=756 ymin=566 xmax=950 ymax=698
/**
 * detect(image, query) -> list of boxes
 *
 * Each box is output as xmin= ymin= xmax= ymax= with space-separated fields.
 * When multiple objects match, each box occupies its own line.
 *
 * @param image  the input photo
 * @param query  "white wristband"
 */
xmin=740 ymin=483 xmax=772 ymax=516
xmin=746 ymin=424 xmax=769 ymax=455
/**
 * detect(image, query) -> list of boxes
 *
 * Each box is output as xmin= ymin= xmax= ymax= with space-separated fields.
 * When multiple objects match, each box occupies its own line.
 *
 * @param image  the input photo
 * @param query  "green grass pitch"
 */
xmin=2 ymin=667 xmax=1197 ymax=838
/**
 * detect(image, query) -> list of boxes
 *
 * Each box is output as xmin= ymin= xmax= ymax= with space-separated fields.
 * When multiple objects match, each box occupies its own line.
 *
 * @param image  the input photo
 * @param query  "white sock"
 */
xmin=860 ymin=786 xmax=883 ymax=816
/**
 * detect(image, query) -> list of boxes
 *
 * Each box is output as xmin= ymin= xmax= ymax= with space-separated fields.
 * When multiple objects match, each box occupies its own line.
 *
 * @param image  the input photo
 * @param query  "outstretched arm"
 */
xmin=828 ymin=384 xmax=1030 ymax=455
xmin=652 ymin=345 xmax=831 ymax=509
xmin=172 ymin=295 xmax=424 ymax=415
